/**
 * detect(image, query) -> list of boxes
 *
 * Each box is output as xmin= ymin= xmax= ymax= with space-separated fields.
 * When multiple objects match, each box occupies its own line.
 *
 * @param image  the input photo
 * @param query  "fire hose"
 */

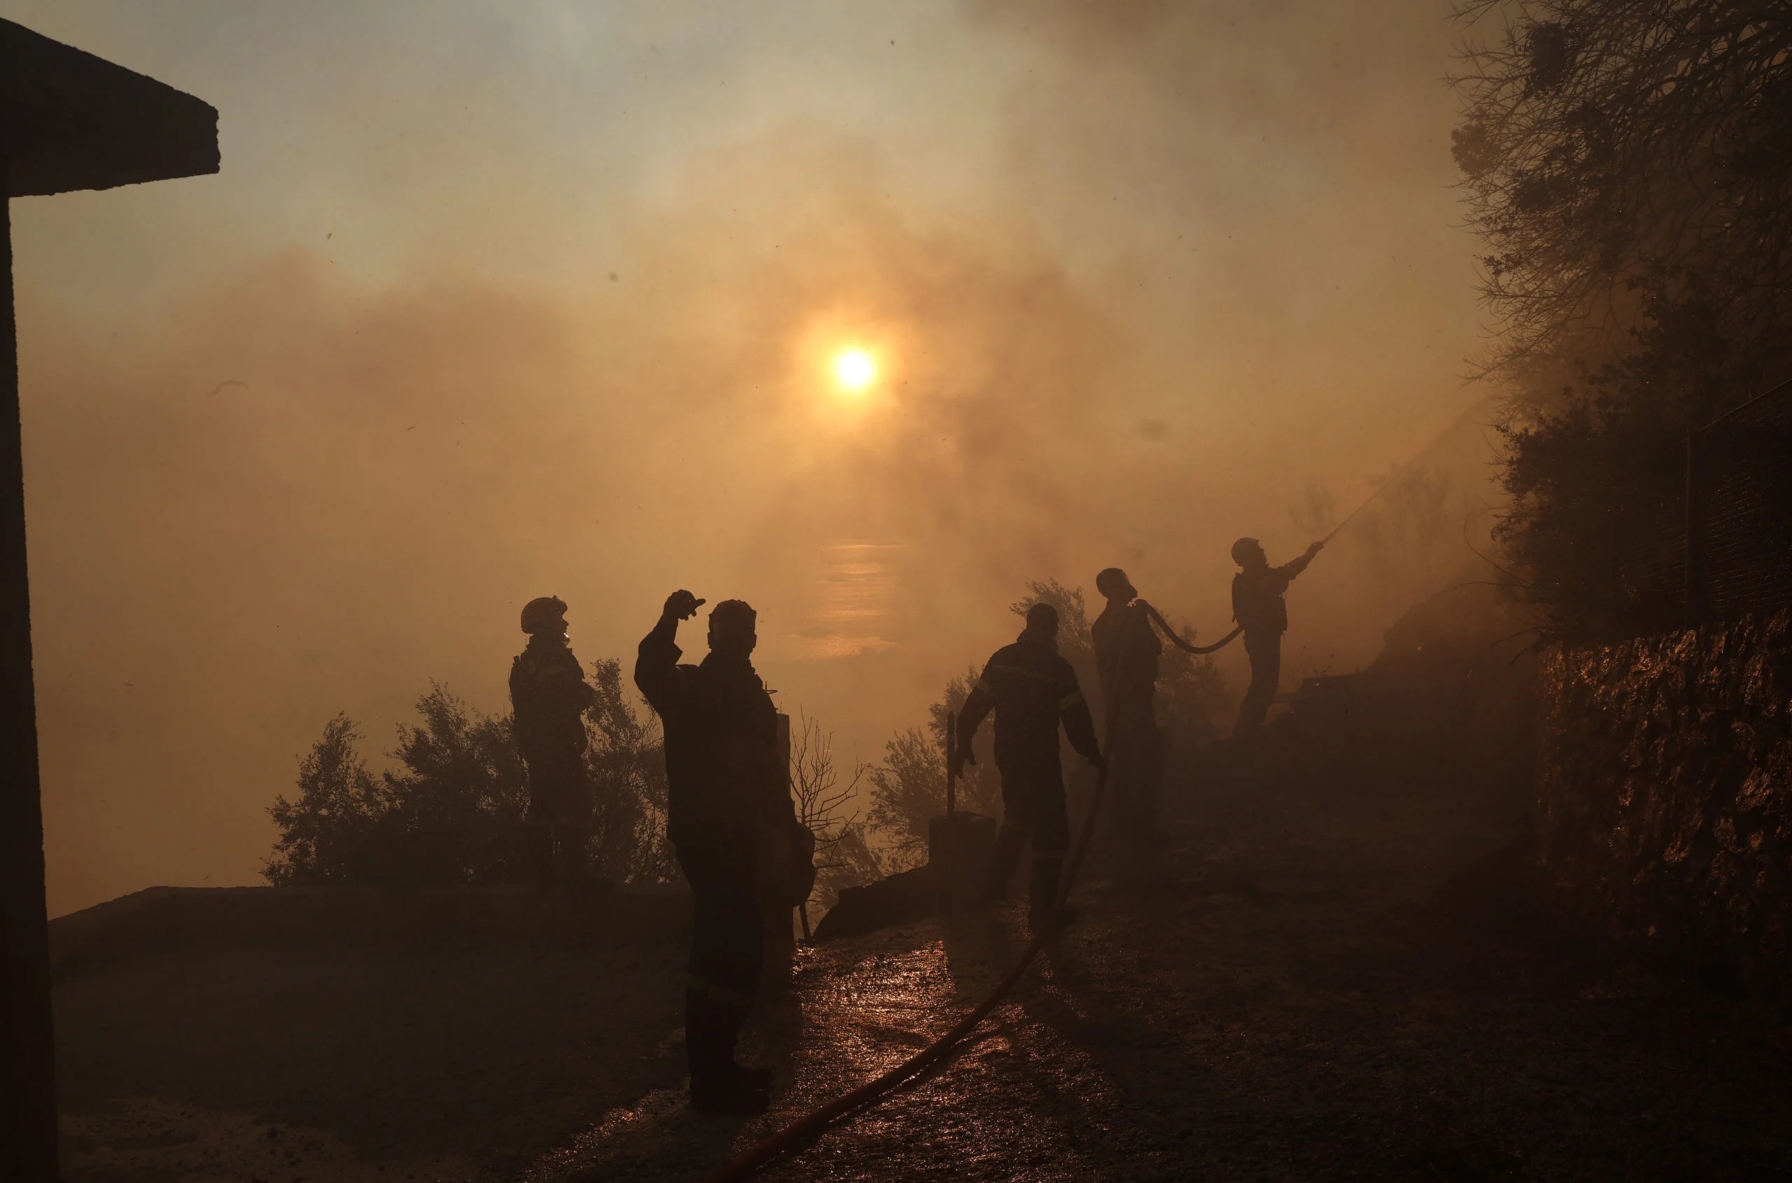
xmin=699 ymin=726 xmax=1116 ymax=1183
xmin=1138 ymin=602 xmax=1241 ymax=656
xmin=700 ymin=602 xmax=1229 ymax=1183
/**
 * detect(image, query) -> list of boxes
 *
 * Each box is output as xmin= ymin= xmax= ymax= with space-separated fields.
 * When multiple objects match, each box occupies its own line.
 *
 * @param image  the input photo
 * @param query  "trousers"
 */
xmin=985 ymin=756 xmax=1069 ymax=913
xmin=1233 ymin=631 xmax=1282 ymax=735
xmin=674 ymin=827 xmax=763 ymax=1085
xmin=523 ymin=746 xmax=592 ymax=825
xmin=1107 ymin=695 xmax=1163 ymax=843
xmin=523 ymin=747 xmax=591 ymax=887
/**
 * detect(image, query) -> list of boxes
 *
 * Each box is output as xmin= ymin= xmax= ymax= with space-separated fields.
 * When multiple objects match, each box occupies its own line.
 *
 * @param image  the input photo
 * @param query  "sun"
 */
xmin=831 ymin=348 xmax=878 ymax=394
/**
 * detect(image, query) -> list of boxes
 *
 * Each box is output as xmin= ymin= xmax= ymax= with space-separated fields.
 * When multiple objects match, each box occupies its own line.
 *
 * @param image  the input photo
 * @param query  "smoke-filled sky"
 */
xmin=6 ymin=0 xmax=1493 ymax=915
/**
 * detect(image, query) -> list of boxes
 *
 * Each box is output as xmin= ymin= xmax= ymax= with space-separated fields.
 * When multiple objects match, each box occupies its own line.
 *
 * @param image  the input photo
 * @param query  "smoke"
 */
xmin=12 ymin=0 xmax=1493 ymax=913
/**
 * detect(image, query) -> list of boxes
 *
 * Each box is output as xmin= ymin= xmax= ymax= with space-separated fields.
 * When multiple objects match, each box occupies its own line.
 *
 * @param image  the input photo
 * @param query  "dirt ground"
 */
xmin=55 ymin=729 xmax=1792 ymax=1183
xmin=53 ymin=886 xmax=692 ymax=1183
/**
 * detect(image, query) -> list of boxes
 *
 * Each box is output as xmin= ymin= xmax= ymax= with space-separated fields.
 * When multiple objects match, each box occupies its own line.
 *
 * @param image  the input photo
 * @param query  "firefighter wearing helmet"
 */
xmin=1230 ymin=537 xmax=1324 ymax=736
xmin=510 ymin=596 xmax=596 ymax=889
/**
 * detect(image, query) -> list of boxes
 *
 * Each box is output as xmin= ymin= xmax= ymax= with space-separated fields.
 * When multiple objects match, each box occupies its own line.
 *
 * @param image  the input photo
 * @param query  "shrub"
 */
xmin=265 ymin=663 xmax=672 ymax=887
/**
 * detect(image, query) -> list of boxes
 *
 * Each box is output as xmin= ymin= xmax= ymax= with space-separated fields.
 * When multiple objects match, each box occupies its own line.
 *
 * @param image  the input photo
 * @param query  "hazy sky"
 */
xmin=4 ymin=0 xmax=1491 ymax=915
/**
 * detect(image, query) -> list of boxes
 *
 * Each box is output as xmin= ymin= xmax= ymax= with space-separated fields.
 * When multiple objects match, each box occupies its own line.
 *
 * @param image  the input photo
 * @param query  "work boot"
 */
xmin=686 ymin=988 xmax=766 ymax=1113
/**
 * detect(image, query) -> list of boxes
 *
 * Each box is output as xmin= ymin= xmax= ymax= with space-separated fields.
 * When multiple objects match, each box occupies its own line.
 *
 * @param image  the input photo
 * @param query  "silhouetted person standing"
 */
xmin=953 ymin=602 xmax=1104 ymax=932
xmin=636 ymin=590 xmax=789 ymax=1115
xmin=1091 ymin=568 xmax=1164 ymax=850
xmin=510 ymin=596 xmax=596 ymax=890
xmin=1231 ymin=538 xmax=1323 ymax=736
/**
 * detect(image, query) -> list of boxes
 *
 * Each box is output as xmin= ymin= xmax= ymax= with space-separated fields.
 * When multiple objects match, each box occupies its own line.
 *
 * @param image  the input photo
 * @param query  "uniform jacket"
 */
xmin=1092 ymin=601 xmax=1161 ymax=709
xmin=958 ymin=631 xmax=1101 ymax=772
xmin=509 ymin=635 xmax=594 ymax=763
xmin=1232 ymin=552 xmax=1315 ymax=637
xmin=635 ymin=622 xmax=788 ymax=837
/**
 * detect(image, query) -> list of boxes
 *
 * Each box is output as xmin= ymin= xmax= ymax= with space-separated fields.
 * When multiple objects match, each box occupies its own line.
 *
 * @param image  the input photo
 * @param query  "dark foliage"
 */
xmin=264 ymin=714 xmax=398 ymax=886
xmin=1454 ymin=1 xmax=1792 ymax=639
xmin=1497 ymin=397 xmax=1689 ymax=641
xmin=1455 ymin=0 xmax=1792 ymax=388
xmin=264 ymin=662 xmax=671 ymax=887
xmin=379 ymin=685 xmax=532 ymax=884
xmin=585 ymin=658 xmax=675 ymax=883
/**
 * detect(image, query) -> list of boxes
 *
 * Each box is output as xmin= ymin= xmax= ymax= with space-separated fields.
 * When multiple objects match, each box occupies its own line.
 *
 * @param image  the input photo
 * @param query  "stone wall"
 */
xmin=1538 ymin=610 xmax=1792 ymax=991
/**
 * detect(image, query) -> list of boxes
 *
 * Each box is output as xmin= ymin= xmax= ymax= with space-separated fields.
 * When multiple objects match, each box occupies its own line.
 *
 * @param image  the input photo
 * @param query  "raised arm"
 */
xmin=1276 ymin=540 xmax=1325 ymax=582
xmin=633 ymin=589 xmax=705 ymax=716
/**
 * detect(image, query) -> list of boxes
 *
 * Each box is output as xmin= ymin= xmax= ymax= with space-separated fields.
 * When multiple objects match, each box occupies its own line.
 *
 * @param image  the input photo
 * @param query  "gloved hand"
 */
xmin=949 ymin=742 xmax=976 ymax=782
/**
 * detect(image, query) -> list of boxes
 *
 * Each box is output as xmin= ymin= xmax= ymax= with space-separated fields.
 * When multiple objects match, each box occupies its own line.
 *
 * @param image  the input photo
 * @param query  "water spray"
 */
xmin=1316 ymin=396 xmax=1493 ymax=549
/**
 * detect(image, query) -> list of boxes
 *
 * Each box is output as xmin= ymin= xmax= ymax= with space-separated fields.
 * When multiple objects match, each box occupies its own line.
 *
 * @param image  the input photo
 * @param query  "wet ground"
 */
xmin=544 ymin=746 xmax=1792 ymax=1183
xmin=56 ymin=739 xmax=1792 ymax=1183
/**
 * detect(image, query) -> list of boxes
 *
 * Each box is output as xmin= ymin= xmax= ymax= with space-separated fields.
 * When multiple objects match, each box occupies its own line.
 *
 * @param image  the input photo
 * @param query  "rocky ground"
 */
xmin=56 ymin=727 xmax=1792 ymax=1183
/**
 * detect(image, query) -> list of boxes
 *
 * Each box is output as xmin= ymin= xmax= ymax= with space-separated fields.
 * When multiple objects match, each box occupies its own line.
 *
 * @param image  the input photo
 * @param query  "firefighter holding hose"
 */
xmin=952 ymin=601 xmax=1105 ymax=933
xmin=1230 ymin=537 xmax=1324 ymax=736
xmin=1093 ymin=567 xmax=1246 ymax=852
xmin=1092 ymin=568 xmax=1164 ymax=852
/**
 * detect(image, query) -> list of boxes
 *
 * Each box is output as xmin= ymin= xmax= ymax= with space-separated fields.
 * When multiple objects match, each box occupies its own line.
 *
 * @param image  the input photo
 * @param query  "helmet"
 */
xmin=1024 ymin=602 xmax=1059 ymax=633
xmin=520 ymin=595 xmax=568 ymax=634
xmin=1231 ymin=538 xmax=1263 ymax=566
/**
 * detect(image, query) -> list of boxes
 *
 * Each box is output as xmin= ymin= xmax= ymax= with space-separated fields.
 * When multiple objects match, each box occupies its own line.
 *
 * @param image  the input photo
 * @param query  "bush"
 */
xmin=585 ymin=658 xmax=675 ymax=883
xmin=264 ymin=662 xmax=672 ymax=887
xmin=264 ymin=714 xmax=397 ymax=886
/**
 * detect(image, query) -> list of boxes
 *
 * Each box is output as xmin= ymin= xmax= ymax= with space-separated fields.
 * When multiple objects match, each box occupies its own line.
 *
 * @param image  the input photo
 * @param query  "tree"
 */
xmin=264 ymin=714 xmax=394 ymax=885
xmin=789 ymin=711 xmax=881 ymax=914
xmin=1454 ymin=0 xmax=1792 ymax=396
xmin=378 ymin=684 xmax=531 ymax=885
xmin=585 ymin=658 xmax=674 ymax=883
xmin=1453 ymin=1 xmax=1792 ymax=639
